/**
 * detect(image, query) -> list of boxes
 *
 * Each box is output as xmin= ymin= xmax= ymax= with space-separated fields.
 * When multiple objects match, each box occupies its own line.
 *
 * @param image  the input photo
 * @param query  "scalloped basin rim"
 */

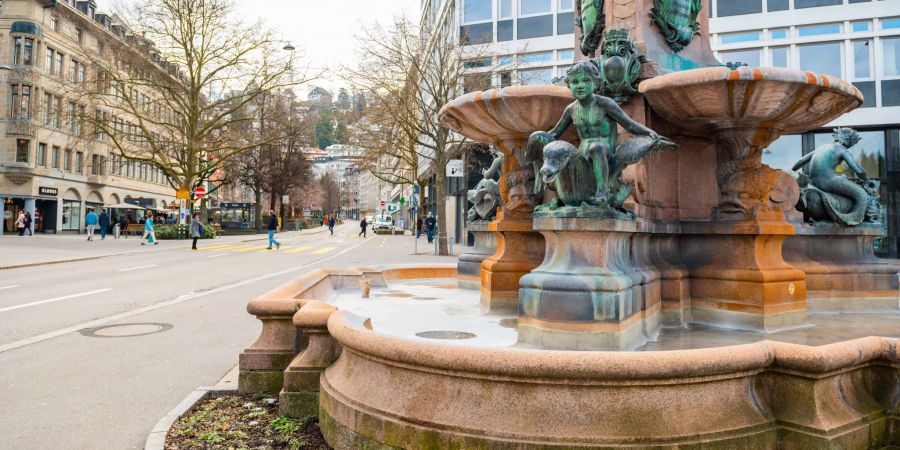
xmin=638 ymin=66 xmax=863 ymax=135
xmin=328 ymin=309 xmax=896 ymax=380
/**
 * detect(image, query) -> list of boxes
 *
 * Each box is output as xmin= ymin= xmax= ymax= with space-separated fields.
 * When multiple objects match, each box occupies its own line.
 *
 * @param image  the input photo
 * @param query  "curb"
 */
xmin=144 ymin=386 xmax=237 ymax=450
xmin=0 ymin=245 xmax=186 ymax=271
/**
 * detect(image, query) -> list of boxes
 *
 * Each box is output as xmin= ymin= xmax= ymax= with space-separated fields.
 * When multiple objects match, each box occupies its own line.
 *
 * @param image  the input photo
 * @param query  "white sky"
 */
xmin=95 ymin=0 xmax=421 ymax=94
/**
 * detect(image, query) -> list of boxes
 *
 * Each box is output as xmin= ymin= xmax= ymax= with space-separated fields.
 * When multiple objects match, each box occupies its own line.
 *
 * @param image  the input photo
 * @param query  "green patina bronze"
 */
xmin=526 ymin=62 xmax=676 ymax=217
xmin=792 ymin=127 xmax=882 ymax=226
xmin=594 ymin=29 xmax=645 ymax=104
xmin=575 ymin=0 xmax=605 ymax=57
xmin=649 ymin=0 xmax=702 ymax=53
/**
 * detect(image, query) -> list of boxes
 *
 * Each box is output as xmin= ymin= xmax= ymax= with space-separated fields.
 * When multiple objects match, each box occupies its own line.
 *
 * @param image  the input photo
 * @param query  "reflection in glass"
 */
xmin=762 ymin=134 xmax=802 ymax=172
xmin=464 ymin=0 xmax=492 ymax=22
xmin=798 ymin=43 xmax=841 ymax=78
xmin=853 ymin=41 xmax=871 ymax=79
xmin=771 ymin=47 xmax=788 ymax=68
xmin=883 ymin=37 xmax=900 ymax=77
xmin=520 ymin=0 xmax=551 ymax=15
xmin=718 ymin=49 xmax=761 ymax=67
xmin=520 ymin=68 xmax=553 ymax=85
xmin=798 ymin=23 xmax=841 ymax=37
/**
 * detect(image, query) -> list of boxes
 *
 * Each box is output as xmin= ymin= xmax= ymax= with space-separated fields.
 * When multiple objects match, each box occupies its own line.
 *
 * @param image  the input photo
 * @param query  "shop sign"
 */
xmin=176 ymin=189 xmax=190 ymax=200
xmin=38 ymin=187 xmax=58 ymax=196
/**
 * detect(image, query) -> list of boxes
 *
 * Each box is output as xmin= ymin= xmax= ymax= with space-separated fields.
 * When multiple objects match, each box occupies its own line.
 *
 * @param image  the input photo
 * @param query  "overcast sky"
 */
xmin=95 ymin=0 xmax=421 ymax=94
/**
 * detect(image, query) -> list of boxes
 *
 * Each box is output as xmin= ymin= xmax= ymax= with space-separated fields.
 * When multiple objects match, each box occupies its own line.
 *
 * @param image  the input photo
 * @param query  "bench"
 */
xmin=123 ymin=224 xmax=144 ymax=237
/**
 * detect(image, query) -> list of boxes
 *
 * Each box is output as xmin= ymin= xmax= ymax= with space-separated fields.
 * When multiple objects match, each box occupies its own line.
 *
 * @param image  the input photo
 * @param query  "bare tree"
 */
xmin=345 ymin=17 xmax=503 ymax=255
xmin=76 ymin=0 xmax=315 ymax=214
xmin=318 ymin=173 xmax=342 ymax=217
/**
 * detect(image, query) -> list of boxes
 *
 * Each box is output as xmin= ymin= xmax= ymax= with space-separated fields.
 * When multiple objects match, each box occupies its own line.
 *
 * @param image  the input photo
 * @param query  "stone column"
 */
xmin=24 ymin=198 xmax=35 ymax=236
xmin=239 ymin=298 xmax=302 ymax=395
xmin=280 ymin=301 xmax=340 ymax=419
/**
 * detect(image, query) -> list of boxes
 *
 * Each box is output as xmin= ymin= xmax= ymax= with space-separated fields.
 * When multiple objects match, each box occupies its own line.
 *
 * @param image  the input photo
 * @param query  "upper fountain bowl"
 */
xmin=639 ymin=66 xmax=863 ymax=145
xmin=438 ymin=85 xmax=573 ymax=143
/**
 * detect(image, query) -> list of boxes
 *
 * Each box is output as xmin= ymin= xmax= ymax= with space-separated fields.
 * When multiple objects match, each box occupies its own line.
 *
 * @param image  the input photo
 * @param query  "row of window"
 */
xmin=460 ymin=0 xmax=574 ymax=44
xmin=714 ymin=0 xmax=889 ymax=18
xmin=719 ymin=18 xmax=900 ymax=45
xmin=463 ymin=0 xmax=573 ymax=23
xmin=15 ymin=138 xmax=169 ymax=185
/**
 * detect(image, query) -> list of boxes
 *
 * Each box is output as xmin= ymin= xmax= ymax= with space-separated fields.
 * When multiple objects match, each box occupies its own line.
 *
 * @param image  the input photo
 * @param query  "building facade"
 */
xmin=0 ymin=0 xmax=176 ymax=235
xmin=709 ymin=0 xmax=900 ymax=257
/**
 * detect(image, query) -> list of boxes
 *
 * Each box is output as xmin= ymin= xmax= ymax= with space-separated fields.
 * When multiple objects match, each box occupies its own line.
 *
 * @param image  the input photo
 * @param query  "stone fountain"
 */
xmin=235 ymin=0 xmax=899 ymax=448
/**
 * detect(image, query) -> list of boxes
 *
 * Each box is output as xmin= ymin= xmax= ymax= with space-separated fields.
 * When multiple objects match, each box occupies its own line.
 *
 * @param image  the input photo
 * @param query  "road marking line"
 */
xmin=199 ymin=244 xmax=242 ymax=251
xmin=206 ymin=253 xmax=229 ymax=258
xmin=0 ymin=288 xmax=112 ymax=314
xmin=312 ymin=247 xmax=336 ymax=255
xmin=0 ymin=285 xmax=19 ymax=291
xmin=230 ymin=245 xmax=265 ymax=252
xmin=0 ymin=238 xmax=369 ymax=354
xmin=116 ymin=264 xmax=157 ymax=272
xmin=285 ymin=246 xmax=312 ymax=254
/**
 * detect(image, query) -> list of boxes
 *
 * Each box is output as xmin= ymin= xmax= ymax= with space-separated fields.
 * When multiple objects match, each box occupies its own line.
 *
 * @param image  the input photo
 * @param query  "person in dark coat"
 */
xmin=98 ymin=209 xmax=110 ymax=240
xmin=359 ymin=217 xmax=368 ymax=237
xmin=424 ymin=213 xmax=436 ymax=243
xmin=266 ymin=210 xmax=281 ymax=250
xmin=327 ymin=216 xmax=336 ymax=235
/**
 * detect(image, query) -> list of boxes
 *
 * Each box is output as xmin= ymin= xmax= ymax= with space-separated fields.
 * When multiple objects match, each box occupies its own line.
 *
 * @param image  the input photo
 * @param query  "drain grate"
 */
xmin=80 ymin=322 xmax=173 ymax=338
xmin=415 ymin=330 xmax=476 ymax=340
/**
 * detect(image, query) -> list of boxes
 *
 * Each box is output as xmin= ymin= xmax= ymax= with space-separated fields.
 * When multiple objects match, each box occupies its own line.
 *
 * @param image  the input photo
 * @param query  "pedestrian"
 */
xmin=424 ymin=213 xmax=436 ymax=244
xmin=15 ymin=210 xmax=25 ymax=236
xmin=140 ymin=212 xmax=158 ymax=245
xmin=328 ymin=216 xmax=335 ymax=235
xmin=99 ymin=209 xmax=110 ymax=240
xmin=23 ymin=212 xmax=33 ymax=236
xmin=359 ymin=217 xmax=368 ymax=238
xmin=416 ymin=216 xmax=423 ymax=239
xmin=266 ymin=210 xmax=281 ymax=250
xmin=190 ymin=213 xmax=202 ymax=250
xmin=85 ymin=209 xmax=99 ymax=241
xmin=118 ymin=214 xmax=128 ymax=239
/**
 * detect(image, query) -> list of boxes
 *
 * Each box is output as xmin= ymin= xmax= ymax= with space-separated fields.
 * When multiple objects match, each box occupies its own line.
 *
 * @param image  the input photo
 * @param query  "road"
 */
xmin=0 ymin=224 xmax=452 ymax=449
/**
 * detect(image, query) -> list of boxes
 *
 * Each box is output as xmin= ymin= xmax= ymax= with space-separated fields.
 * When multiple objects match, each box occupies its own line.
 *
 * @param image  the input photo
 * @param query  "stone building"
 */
xmin=0 ymin=0 xmax=176 ymax=235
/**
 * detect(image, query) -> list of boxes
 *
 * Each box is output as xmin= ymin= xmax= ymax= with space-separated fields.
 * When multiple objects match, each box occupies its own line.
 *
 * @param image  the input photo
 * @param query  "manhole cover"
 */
xmin=411 ymin=296 xmax=439 ymax=301
xmin=415 ymin=330 xmax=476 ymax=340
xmin=375 ymin=292 xmax=414 ymax=298
xmin=80 ymin=323 xmax=173 ymax=338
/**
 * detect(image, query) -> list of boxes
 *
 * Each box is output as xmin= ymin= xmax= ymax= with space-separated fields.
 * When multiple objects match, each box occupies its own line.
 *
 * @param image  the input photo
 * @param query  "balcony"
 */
xmin=6 ymin=118 xmax=37 ymax=137
xmin=8 ymin=65 xmax=40 ymax=84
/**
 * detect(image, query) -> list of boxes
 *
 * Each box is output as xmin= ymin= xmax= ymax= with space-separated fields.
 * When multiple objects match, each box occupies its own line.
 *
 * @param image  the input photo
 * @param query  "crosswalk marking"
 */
xmin=228 ymin=245 xmax=263 ymax=252
xmin=199 ymin=243 xmax=240 ymax=251
xmin=285 ymin=245 xmax=313 ymax=254
xmin=312 ymin=247 xmax=336 ymax=255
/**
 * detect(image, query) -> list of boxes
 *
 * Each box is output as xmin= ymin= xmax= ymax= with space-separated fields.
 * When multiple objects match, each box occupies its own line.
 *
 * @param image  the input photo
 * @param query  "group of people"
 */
xmin=323 ymin=214 xmax=337 ymax=235
xmin=14 ymin=210 xmax=33 ymax=236
xmin=415 ymin=214 xmax=437 ymax=243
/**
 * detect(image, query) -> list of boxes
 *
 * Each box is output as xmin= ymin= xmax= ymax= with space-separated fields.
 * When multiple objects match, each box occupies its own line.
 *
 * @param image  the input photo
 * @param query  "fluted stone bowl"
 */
xmin=639 ymin=66 xmax=863 ymax=147
xmin=438 ymin=85 xmax=574 ymax=143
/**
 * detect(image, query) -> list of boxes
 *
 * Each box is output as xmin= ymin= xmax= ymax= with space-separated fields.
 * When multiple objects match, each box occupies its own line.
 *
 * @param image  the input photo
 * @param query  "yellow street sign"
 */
xmin=176 ymin=189 xmax=190 ymax=200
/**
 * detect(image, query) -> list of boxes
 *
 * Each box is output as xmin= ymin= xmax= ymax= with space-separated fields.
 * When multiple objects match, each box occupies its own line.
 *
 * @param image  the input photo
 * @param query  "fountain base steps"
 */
xmin=456 ymin=221 xmax=497 ymax=290
xmin=480 ymin=213 xmax=544 ymax=313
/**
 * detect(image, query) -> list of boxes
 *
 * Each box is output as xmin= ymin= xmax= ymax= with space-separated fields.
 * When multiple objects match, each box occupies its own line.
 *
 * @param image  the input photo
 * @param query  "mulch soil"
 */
xmin=165 ymin=394 xmax=332 ymax=449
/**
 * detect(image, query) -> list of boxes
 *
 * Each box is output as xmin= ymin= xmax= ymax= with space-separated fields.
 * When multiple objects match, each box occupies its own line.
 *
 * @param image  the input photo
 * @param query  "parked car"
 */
xmin=373 ymin=217 xmax=394 ymax=232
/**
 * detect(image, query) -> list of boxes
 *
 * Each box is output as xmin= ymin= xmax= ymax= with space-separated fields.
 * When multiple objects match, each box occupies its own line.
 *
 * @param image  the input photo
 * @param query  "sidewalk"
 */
xmin=0 ymin=226 xmax=327 ymax=270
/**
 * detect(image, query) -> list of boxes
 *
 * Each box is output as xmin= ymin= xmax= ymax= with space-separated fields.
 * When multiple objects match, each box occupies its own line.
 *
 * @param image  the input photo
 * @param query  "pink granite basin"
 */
xmin=639 ymin=66 xmax=863 ymax=148
xmin=438 ymin=85 xmax=574 ymax=143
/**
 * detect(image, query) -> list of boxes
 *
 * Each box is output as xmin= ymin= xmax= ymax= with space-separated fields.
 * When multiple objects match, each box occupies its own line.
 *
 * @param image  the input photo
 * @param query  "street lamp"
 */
xmin=282 ymin=42 xmax=295 ymax=51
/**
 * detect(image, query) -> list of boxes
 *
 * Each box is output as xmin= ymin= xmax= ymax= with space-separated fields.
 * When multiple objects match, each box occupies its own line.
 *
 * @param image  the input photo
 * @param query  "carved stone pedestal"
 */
xmin=457 ymin=222 xmax=497 ymax=290
xmin=680 ymin=219 xmax=808 ymax=332
xmin=518 ymin=217 xmax=661 ymax=350
xmin=481 ymin=211 xmax=544 ymax=312
xmin=784 ymin=224 xmax=900 ymax=312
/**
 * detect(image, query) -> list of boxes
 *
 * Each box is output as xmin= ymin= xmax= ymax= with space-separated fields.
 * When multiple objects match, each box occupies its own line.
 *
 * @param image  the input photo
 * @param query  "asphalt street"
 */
xmin=0 ymin=223 xmax=453 ymax=449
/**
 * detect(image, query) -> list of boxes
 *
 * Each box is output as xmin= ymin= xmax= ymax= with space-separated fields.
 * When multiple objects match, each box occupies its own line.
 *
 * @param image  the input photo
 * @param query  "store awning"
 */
xmin=105 ymin=203 xmax=146 ymax=210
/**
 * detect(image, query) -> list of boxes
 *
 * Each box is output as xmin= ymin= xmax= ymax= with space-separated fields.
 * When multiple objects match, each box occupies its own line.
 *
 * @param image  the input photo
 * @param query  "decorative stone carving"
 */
xmin=5 ymin=171 xmax=33 ymax=185
xmin=6 ymin=119 xmax=37 ymax=137
xmin=466 ymin=149 xmax=503 ymax=222
xmin=649 ymin=0 xmax=702 ymax=53
xmin=575 ymin=0 xmax=606 ymax=57
xmin=526 ymin=62 xmax=676 ymax=217
xmin=792 ymin=127 xmax=880 ymax=226
xmin=594 ymin=28 xmax=645 ymax=104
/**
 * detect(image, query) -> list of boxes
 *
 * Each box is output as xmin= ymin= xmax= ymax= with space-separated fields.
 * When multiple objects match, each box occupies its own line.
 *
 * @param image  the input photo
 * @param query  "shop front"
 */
xmin=1 ymin=186 xmax=60 ymax=234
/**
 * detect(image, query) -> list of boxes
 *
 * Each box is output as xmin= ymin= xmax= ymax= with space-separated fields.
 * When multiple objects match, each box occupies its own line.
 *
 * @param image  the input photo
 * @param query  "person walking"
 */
xmin=118 ymin=214 xmax=128 ymax=239
xmin=140 ymin=212 xmax=158 ymax=245
xmin=190 ymin=213 xmax=202 ymax=250
xmin=416 ymin=216 xmax=423 ymax=239
xmin=15 ymin=210 xmax=26 ymax=236
xmin=23 ymin=212 xmax=33 ymax=236
xmin=358 ymin=217 xmax=368 ymax=237
xmin=98 ymin=209 xmax=110 ymax=240
xmin=266 ymin=210 xmax=281 ymax=249
xmin=85 ymin=209 xmax=99 ymax=241
xmin=424 ymin=213 xmax=436 ymax=244
xmin=328 ymin=216 xmax=336 ymax=235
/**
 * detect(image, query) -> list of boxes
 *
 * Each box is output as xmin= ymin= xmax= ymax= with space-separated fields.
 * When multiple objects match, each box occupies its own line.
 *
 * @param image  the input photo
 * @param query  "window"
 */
xmin=76 ymin=151 xmax=83 ymax=174
xmin=558 ymin=49 xmax=573 ymax=60
xmin=45 ymin=47 xmax=54 ymax=73
xmin=75 ymin=28 xmax=83 ymax=44
xmin=49 ymin=16 xmax=59 ymax=31
xmin=51 ymin=146 xmax=60 ymax=169
xmin=70 ymin=60 xmax=80 ymax=83
xmin=13 ymin=37 xmax=35 ymax=65
xmin=721 ymin=31 xmax=760 ymax=44
xmin=520 ymin=0 xmax=550 ymax=15
xmin=882 ymin=18 xmax=900 ymax=30
xmin=464 ymin=58 xmax=492 ymax=69
xmin=798 ymin=23 xmax=841 ymax=37
xmin=716 ymin=0 xmax=761 ymax=17
xmin=883 ymin=37 xmax=900 ymax=79
xmin=558 ymin=0 xmax=572 ymax=10
xmin=15 ymin=139 xmax=29 ymax=163
xmin=798 ymin=42 xmax=842 ymax=78
xmin=78 ymin=65 xmax=86 ymax=84
xmin=37 ymin=143 xmax=46 ymax=166
xmin=499 ymin=0 xmax=512 ymax=18
xmin=771 ymin=47 xmax=788 ymax=67
xmin=64 ymin=149 xmax=72 ymax=171
xmin=500 ymin=71 xmax=513 ymax=87
xmin=91 ymin=154 xmax=101 ymax=175
xmin=464 ymin=0 xmax=492 ymax=22
xmin=853 ymin=41 xmax=872 ymax=79
xmin=718 ymin=49 xmax=761 ymax=67
xmin=498 ymin=19 xmax=514 ymax=40
xmin=55 ymin=52 xmax=64 ymax=77
xmin=10 ymin=84 xmax=32 ymax=119
xmin=52 ymin=95 xmax=61 ymax=128
xmin=68 ymin=102 xmax=78 ymax=132
xmin=460 ymin=23 xmax=493 ymax=44
xmin=520 ymin=67 xmax=553 ymax=85
xmin=521 ymin=51 xmax=553 ymax=63
xmin=762 ymin=135 xmax=801 ymax=172
xmin=769 ymin=29 xmax=787 ymax=40
xmin=518 ymin=15 xmax=553 ymax=38
xmin=794 ymin=0 xmax=840 ymax=8
xmin=767 ymin=0 xmax=788 ymax=11
xmin=852 ymin=21 xmax=871 ymax=32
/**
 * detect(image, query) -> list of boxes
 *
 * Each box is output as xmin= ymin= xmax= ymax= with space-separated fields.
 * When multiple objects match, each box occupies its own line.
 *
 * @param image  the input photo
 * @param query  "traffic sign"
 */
xmin=193 ymin=187 xmax=207 ymax=199
xmin=380 ymin=200 xmax=385 ymax=207
xmin=176 ymin=189 xmax=190 ymax=200
xmin=446 ymin=159 xmax=464 ymax=177
xmin=399 ymin=196 xmax=405 ymax=206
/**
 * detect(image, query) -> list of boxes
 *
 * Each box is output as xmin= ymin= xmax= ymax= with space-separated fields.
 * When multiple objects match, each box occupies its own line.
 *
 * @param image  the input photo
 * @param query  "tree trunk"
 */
xmin=254 ymin=187 xmax=263 ymax=232
xmin=434 ymin=169 xmax=449 ymax=256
